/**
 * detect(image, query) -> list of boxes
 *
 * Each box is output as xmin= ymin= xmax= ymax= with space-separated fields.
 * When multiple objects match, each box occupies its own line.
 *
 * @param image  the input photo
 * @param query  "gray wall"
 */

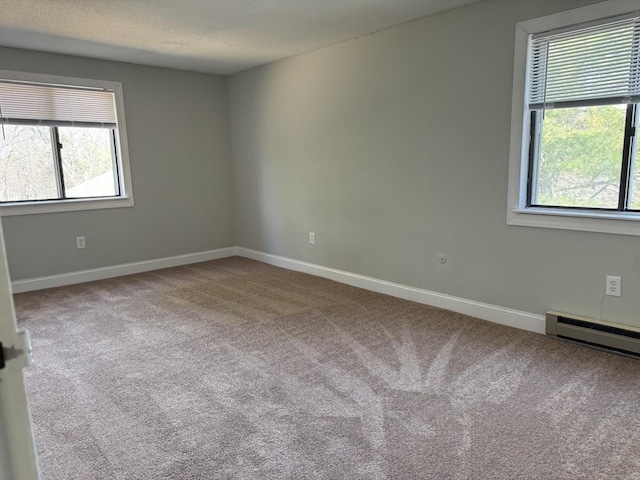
xmin=1 ymin=47 xmax=235 ymax=280
xmin=228 ymin=0 xmax=640 ymax=328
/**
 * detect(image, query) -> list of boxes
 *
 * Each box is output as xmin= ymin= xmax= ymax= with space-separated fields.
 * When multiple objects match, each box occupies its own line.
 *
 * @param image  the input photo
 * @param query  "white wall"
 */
xmin=0 ymin=47 xmax=235 ymax=280
xmin=228 ymin=0 xmax=640 ymax=328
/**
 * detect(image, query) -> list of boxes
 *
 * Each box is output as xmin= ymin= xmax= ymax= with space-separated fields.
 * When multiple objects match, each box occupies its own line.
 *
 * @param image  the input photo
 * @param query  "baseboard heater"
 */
xmin=546 ymin=311 xmax=640 ymax=359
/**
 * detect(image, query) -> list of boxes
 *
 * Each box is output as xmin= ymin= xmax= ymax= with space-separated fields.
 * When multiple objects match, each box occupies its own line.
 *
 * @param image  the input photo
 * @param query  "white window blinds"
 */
xmin=529 ymin=14 xmax=640 ymax=110
xmin=0 ymin=81 xmax=117 ymax=128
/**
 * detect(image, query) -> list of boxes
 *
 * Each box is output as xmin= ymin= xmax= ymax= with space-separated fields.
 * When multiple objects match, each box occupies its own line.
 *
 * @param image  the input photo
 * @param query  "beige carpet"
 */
xmin=14 ymin=257 xmax=640 ymax=480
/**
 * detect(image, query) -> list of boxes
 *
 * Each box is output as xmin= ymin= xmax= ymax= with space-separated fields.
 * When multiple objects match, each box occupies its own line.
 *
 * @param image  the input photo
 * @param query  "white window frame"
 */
xmin=507 ymin=0 xmax=640 ymax=236
xmin=0 ymin=70 xmax=134 ymax=216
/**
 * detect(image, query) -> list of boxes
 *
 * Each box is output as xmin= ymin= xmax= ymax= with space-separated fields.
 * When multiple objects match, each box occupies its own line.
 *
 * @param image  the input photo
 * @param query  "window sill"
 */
xmin=0 ymin=196 xmax=134 ymax=217
xmin=508 ymin=207 xmax=640 ymax=236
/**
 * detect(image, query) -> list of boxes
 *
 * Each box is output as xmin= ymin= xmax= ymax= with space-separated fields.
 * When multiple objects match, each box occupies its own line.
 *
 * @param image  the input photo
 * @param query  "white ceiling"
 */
xmin=0 ymin=0 xmax=481 ymax=75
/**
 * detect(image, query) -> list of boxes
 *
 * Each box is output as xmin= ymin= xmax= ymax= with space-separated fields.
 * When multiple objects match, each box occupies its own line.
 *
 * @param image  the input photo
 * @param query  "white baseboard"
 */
xmin=10 ymin=245 xmax=545 ymax=335
xmin=237 ymin=247 xmax=546 ymax=335
xmin=11 ymin=247 xmax=238 ymax=293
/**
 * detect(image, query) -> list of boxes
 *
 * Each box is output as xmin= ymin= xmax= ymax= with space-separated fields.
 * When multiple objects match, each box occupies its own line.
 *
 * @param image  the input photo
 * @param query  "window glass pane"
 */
xmin=630 ymin=146 xmax=639 ymax=210
xmin=58 ymin=127 xmax=117 ymax=198
xmin=0 ymin=125 xmax=58 ymax=202
xmin=534 ymin=105 xmax=626 ymax=209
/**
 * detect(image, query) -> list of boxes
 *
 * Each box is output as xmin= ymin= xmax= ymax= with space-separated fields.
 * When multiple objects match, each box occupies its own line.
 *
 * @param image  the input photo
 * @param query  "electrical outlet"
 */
xmin=605 ymin=275 xmax=621 ymax=297
xmin=76 ymin=236 xmax=85 ymax=249
xmin=309 ymin=232 xmax=315 ymax=245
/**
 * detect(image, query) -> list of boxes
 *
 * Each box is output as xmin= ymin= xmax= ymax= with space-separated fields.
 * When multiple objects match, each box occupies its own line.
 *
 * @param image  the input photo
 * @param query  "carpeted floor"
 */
xmin=13 ymin=257 xmax=640 ymax=480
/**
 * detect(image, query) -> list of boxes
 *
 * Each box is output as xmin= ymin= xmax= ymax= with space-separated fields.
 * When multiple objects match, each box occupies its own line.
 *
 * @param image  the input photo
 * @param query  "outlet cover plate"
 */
xmin=606 ymin=275 xmax=621 ymax=297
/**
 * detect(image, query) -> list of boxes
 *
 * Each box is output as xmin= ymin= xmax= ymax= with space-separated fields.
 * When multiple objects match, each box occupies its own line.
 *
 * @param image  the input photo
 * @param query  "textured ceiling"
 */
xmin=0 ymin=0 xmax=481 ymax=75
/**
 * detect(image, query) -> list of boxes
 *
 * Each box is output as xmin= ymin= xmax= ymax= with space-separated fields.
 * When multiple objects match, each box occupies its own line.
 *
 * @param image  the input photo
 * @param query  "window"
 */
xmin=507 ymin=0 xmax=640 ymax=236
xmin=0 ymin=71 xmax=133 ymax=216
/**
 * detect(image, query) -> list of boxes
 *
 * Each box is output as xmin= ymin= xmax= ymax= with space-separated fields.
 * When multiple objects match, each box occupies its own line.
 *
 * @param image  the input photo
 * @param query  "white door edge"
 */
xmin=0 ymin=218 xmax=40 ymax=480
